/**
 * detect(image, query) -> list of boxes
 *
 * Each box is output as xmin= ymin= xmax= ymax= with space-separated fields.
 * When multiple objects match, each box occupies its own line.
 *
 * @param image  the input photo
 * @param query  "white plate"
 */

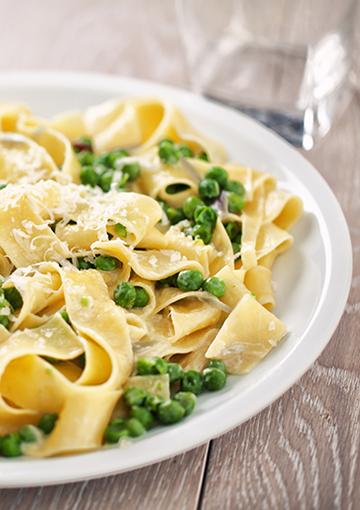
xmin=0 ymin=71 xmax=352 ymax=488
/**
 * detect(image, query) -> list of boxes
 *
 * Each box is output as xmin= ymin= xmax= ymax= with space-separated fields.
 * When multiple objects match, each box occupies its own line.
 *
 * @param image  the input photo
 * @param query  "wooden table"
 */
xmin=0 ymin=1 xmax=359 ymax=508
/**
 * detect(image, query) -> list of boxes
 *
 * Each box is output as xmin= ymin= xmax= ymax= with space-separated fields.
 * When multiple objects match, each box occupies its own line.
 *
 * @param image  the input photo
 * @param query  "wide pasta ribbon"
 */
xmin=93 ymin=239 xmax=205 ymax=280
xmin=206 ymin=294 xmax=287 ymax=374
xmin=0 ymin=96 xmax=304 ymax=458
xmin=51 ymin=98 xmax=227 ymax=163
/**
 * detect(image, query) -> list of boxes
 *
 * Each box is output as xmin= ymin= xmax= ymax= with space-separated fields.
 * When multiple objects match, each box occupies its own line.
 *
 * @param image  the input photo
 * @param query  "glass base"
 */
xmin=206 ymin=84 xmax=352 ymax=150
xmin=233 ymin=105 xmax=306 ymax=147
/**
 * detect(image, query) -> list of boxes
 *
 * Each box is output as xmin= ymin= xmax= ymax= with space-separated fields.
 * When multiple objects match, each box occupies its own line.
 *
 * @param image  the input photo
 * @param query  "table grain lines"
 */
xmin=0 ymin=1 xmax=359 ymax=508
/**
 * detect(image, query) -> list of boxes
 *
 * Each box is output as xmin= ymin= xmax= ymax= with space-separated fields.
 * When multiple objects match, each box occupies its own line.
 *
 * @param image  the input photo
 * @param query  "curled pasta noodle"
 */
xmin=0 ymin=97 xmax=303 ymax=457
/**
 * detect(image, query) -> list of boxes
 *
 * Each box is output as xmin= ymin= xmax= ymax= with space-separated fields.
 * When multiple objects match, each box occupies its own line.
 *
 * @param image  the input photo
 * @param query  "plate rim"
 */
xmin=0 ymin=70 xmax=353 ymax=488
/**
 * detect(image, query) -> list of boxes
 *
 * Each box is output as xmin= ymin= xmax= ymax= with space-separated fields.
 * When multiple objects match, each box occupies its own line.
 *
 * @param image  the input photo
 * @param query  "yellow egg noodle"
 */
xmin=0 ymin=98 xmax=303 ymax=457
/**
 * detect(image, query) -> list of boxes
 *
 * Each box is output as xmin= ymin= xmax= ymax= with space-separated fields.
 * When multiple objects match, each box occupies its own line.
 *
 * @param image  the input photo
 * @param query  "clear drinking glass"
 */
xmin=176 ymin=0 xmax=357 ymax=149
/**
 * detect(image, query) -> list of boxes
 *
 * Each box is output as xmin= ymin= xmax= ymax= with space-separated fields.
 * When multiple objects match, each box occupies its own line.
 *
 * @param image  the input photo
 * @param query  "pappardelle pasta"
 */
xmin=0 ymin=98 xmax=303 ymax=458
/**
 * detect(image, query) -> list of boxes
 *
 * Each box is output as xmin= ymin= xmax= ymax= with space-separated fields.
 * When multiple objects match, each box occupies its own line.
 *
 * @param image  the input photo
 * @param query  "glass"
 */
xmin=176 ymin=0 xmax=357 ymax=149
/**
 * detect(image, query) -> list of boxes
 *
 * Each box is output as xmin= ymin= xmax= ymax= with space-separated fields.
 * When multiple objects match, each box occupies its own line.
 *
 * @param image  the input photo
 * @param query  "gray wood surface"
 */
xmin=0 ymin=1 xmax=359 ymax=508
xmin=1 ymin=446 xmax=209 ymax=510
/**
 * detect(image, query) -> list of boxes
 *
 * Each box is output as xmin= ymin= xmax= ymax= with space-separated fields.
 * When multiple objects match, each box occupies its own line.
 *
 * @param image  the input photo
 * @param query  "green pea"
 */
xmin=167 ymin=362 xmax=184 ymax=383
xmin=153 ymin=357 xmax=168 ymax=375
xmin=166 ymin=207 xmax=185 ymax=225
xmin=136 ymin=358 xmax=156 ymax=375
xmin=111 ymin=428 xmax=129 ymax=443
xmin=19 ymin=425 xmax=38 ymax=443
xmin=95 ymin=255 xmax=119 ymax=271
xmin=157 ymin=275 xmax=178 ymax=288
xmin=134 ymin=287 xmax=150 ymax=308
xmin=208 ymin=359 xmax=227 ymax=373
xmin=181 ymin=370 xmax=203 ymax=395
xmin=225 ymin=180 xmax=245 ymax=196
xmin=202 ymin=367 xmax=227 ymax=391
xmin=114 ymin=282 xmax=136 ymax=309
xmin=114 ymin=223 xmax=127 ymax=238
xmin=176 ymin=144 xmax=194 ymax=158
xmin=60 ymin=309 xmax=70 ymax=323
xmin=99 ymin=169 xmax=114 ymax=192
xmin=203 ymin=277 xmax=226 ymax=297
xmin=126 ymin=418 xmax=146 ymax=437
xmin=80 ymin=165 xmax=99 ymax=187
xmin=165 ymin=183 xmax=190 ymax=194
xmin=228 ymin=192 xmax=245 ymax=214
xmin=197 ymin=151 xmax=209 ymax=162
xmin=233 ymin=235 xmax=242 ymax=252
xmin=157 ymin=400 xmax=185 ymax=425
xmin=183 ymin=196 xmax=205 ymax=219
xmin=106 ymin=149 xmax=129 ymax=168
xmin=104 ymin=418 xmax=128 ymax=443
xmin=0 ymin=433 xmax=22 ymax=457
xmin=95 ymin=150 xmax=128 ymax=168
xmin=191 ymin=224 xmax=212 ymax=244
xmin=118 ymin=172 xmax=129 ymax=189
xmin=38 ymin=413 xmax=58 ymax=434
xmin=124 ymin=387 xmax=147 ymax=407
xmin=205 ymin=166 xmax=228 ymax=188
xmin=177 ymin=270 xmax=204 ymax=292
xmin=159 ymin=139 xmax=179 ymax=165
xmin=193 ymin=205 xmax=218 ymax=227
xmin=77 ymin=257 xmax=95 ymax=270
xmin=161 ymin=201 xmax=172 ymax=217
xmin=225 ymin=222 xmax=235 ymax=239
xmin=77 ymin=150 xmax=95 ymax=166
xmin=174 ymin=391 xmax=197 ymax=416
xmin=233 ymin=229 xmax=242 ymax=242
xmin=225 ymin=222 xmax=241 ymax=241
xmin=145 ymin=394 xmax=164 ymax=412
xmin=232 ymin=242 xmax=241 ymax=254
xmin=0 ymin=315 xmax=10 ymax=329
xmin=113 ymin=149 xmax=129 ymax=158
xmin=130 ymin=406 xmax=154 ymax=430
xmin=198 ymin=178 xmax=220 ymax=201
xmin=93 ymin=153 xmax=109 ymax=166
xmin=122 ymin=163 xmax=141 ymax=182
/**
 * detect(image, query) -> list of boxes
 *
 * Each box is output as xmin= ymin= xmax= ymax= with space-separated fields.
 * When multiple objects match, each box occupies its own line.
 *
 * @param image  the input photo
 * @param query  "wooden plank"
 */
xmin=0 ymin=0 xmax=359 ymax=508
xmin=1 ymin=445 xmax=209 ymax=510
xmin=201 ymin=93 xmax=360 ymax=510
xmin=0 ymin=3 xmax=208 ymax=509
xmin=0 ymin=0 xmax=187 ymax=87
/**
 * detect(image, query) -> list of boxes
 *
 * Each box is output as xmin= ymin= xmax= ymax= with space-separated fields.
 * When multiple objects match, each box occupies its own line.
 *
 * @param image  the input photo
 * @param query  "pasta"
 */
xmin=0 ymin=97 xmax=303 ymax=457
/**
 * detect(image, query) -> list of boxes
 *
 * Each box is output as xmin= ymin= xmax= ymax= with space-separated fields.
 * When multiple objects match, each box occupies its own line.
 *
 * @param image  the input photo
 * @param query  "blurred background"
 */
xmin=0 ymin=1 xmax=188 ymax=85
xmin=0 ymin=0 xmax=359 ymax=149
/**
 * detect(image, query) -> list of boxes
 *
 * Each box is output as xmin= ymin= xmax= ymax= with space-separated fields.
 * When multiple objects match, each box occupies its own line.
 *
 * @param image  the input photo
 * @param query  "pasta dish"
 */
xmin=0 ymin=98 xmax=302 ymax=457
